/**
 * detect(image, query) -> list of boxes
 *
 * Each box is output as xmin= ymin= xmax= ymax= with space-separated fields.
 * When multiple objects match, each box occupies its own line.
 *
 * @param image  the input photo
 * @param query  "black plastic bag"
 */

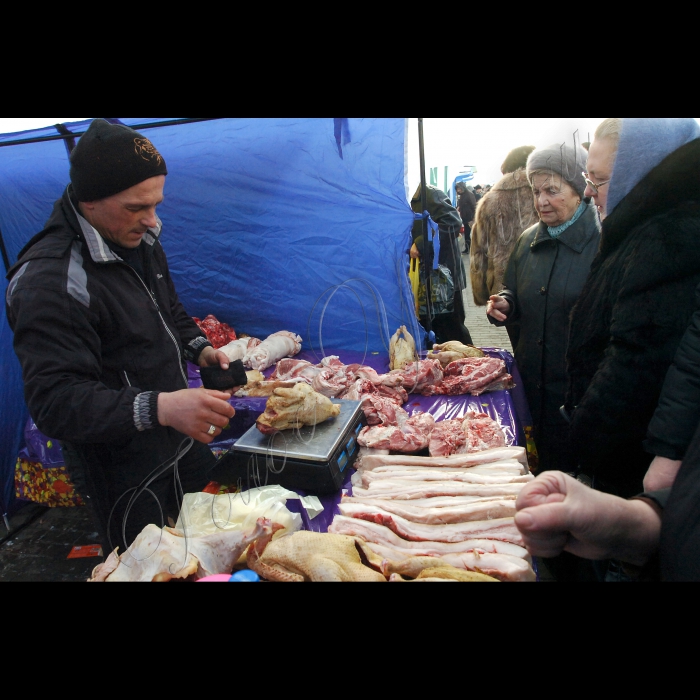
xmin=417 ymin=263 xmax=454 ymax=317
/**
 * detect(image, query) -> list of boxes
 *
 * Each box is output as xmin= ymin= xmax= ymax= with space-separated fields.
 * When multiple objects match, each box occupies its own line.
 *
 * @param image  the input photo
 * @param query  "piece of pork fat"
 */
xmin=359 ymin=445 xmax=528 ymax=471
xmin=328 ymin=515 xmax=529 ymax=559
xmin=351 ymin=480 xmax=526 ymax=500
xmin=367 ymin=461 xmax=527 ymax=477
xmin=339 ymin=498 xmax=516 ymax=524
xmin=337 ymin=503 xmax=523 ymax=544
xmin=346 ymin=494 xmax=516 ymax=508
xmin=360 ymin=469 xmax=532 ymax=486
xmin=311 ymin=365 xmax=357 ymax=397
xmin=375 ymin=548 xmax=535 ymax=583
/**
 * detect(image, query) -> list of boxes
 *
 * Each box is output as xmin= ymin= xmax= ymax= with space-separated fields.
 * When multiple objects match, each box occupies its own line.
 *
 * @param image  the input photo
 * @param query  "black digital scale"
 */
xmin=208 ymin=399 xmax=365 ymax=495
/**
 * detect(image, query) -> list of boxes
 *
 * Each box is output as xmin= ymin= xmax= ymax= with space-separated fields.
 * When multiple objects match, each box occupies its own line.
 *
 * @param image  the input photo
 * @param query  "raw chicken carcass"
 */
xmin=256 ymin=382 xmax=340 ymax=435
xmin=247 ymin=529 xmax=386 ymax=582
xmin=389 ymin=325 xmax=417 ymax=370
xmin=244 ymin=331 xmax=302 ymax=371
xmin=426 ymin=341 xmax=485 ymax=367
xmin=89 ymin=518 xmax=272 ymax=582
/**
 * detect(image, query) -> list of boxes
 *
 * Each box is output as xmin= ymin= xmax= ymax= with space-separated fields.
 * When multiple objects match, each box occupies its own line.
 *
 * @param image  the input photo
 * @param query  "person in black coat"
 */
xmin=564 ymin=118 xmax=700 ymax=500
xmin=643 ymin=281 xmax=700 ymax=490
xmin=455 ymin=181 xmax=476 ymax=253
xmin=410 ymin=184 xmax=473 ymax=346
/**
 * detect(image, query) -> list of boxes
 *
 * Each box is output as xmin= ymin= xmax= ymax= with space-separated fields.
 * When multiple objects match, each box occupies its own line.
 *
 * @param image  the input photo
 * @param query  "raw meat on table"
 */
xmin=357 ymin=412 xmax=435 ymax=452
xmin=244 ymin=331 xmax=302 ymax=371
xmin=219 ymin=336 xmax=261 ymax=363
xmin=193 ymin=314 xmax=237 ymax=348
xmin=328 ymin=516 xmax=529 ymax=559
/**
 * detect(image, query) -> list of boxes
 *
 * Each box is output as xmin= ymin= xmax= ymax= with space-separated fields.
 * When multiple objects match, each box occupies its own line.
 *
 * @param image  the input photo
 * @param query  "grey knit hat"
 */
xmin=526 ymin=142 xmax=587 ymax=198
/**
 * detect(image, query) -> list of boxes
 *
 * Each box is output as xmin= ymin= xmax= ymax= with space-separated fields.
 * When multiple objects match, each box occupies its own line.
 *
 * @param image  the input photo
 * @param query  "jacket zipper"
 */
xmin=124 ymin=264 xmax=189 ymax=388
xmin=122 ymin=370 xmax=132 ymax=387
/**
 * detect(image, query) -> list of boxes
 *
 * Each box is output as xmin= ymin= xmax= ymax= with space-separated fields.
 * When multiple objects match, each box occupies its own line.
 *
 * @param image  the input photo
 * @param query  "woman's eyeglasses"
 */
xmin=582 ymin=171 xmax=611 ymax=194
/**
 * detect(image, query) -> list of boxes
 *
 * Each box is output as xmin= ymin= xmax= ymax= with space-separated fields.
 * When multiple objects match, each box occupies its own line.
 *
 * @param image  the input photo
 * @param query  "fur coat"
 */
xmin=469 ymin=168 xmax=539 ymax=306
xmin=565 ymin=138 xmax=700 ymax=498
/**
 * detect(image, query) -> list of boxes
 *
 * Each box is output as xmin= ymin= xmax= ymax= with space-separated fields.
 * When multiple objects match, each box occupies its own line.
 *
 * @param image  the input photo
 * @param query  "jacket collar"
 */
xmin=530 ymin=202 xmax=600 ymax=253
xmin=66 ymin=185 xmax=162 ymax=265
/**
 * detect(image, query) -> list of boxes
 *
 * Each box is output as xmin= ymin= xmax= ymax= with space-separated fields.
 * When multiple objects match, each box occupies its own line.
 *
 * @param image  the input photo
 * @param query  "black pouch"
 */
xmin=200 ymin=360 xmax=248 ymax=390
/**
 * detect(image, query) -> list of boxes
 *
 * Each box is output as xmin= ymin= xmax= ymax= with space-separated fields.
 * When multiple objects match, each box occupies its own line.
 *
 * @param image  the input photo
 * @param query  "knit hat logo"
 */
xmin=134 ymin=137 xmax=163 ymax=165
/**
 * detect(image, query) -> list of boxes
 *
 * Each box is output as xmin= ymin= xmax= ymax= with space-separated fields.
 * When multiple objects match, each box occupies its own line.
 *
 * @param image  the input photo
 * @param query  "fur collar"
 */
xmin=601 ymin=138 xmax=700 ymax=254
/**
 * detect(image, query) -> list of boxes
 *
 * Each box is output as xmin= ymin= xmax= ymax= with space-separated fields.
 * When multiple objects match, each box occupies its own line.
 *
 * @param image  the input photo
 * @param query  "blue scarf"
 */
xmin=547 ymin=201 xmax=586 ymax=238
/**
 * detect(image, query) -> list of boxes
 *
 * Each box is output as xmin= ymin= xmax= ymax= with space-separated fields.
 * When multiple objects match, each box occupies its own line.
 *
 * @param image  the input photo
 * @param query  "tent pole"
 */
xmin=0 ymin=225 xmax=10 ymax=273
xmin=417 ymin=118 xmax=433 ymax=334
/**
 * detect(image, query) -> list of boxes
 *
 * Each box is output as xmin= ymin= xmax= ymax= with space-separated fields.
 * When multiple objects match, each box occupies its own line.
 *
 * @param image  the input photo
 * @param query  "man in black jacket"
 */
xmin=5 ymin=119 xmax=235 ymax=552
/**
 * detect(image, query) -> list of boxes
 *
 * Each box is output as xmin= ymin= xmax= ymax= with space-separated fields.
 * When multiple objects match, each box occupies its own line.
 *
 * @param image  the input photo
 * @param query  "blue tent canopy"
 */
xmin=0 ymin=117 xmax=419 ymax=519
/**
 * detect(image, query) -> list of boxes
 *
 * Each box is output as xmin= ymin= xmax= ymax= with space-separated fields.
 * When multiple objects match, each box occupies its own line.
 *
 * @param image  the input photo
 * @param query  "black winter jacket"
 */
xmin=565 ymin=139 xmax=700 ymax=497
xmin=5 ymin=186 xmax=212 ymax=446
xmin=644 ymin=281 xmax=700 ymax=460
xmin=490 ymin=203 xmax=600 ymax=471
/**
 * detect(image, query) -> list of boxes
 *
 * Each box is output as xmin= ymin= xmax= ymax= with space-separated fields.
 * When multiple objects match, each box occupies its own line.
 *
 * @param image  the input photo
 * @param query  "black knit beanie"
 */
xmin=70 ymin=119 xmax=168 ymax=201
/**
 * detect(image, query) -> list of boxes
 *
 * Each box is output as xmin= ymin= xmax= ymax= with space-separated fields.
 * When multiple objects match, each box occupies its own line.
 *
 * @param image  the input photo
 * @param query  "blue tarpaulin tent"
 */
xmin=0 ymin=117 xmax=419 ymax=522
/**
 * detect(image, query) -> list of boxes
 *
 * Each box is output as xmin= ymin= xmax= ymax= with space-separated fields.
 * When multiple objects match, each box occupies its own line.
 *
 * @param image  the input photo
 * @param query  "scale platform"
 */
xmin=208 ymin=399 xmax=365 ymax=494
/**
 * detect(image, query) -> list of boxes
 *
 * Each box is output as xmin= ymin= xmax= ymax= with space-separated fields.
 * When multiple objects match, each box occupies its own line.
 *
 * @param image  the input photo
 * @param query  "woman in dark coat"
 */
xmin=486 ymin=143 xmax=600 ymax=474
xmin=564 ymin=117 xmax=700 ymax=500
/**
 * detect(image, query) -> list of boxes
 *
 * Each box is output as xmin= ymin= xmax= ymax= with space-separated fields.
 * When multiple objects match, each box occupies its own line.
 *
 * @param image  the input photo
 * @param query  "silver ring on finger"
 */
xmin=207 ymin=424 xmax=217 ymax=436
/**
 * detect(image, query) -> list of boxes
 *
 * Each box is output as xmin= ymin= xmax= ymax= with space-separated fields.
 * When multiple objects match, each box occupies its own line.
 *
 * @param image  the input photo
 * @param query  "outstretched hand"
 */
xmin=515 ymin=471 xmax=662 ymax=567
xmin=486 ymin=295 xmax=510 ymax=321
xmin=157 ymin=387 xmax=236 ymax=443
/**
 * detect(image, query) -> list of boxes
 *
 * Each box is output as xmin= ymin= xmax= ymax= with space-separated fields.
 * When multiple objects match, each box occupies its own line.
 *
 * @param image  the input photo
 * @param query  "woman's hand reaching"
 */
xmin=486 ymin=295 xmax=510 ymax=321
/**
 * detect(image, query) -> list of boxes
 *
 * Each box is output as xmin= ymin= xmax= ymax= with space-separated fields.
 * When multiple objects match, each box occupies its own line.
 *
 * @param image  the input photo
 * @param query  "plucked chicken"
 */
xmin=256 ymin=382 xmax=341 ymax=435
xmin=389 ymin=325 xmax=417 ymax=370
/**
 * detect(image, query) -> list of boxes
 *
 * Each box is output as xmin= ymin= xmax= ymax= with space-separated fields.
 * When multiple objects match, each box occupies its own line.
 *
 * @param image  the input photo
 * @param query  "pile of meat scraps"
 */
xmin=329 ymin=446 xmax=536 ymax=582
xmin=193 ymin=314 xmax=237 ymax=348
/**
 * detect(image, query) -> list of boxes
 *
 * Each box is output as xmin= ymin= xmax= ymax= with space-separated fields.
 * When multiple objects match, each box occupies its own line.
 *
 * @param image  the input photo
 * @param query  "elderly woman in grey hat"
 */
xmin=486 ymin=142 xmax=600 ymax=480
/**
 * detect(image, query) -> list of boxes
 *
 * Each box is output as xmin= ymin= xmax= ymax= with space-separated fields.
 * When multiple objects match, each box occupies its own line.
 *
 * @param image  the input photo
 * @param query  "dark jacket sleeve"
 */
xmin=644 ymin=284 xmax=700 ymax=460
xmin=8 ymin=280 xmax=145 ymax=444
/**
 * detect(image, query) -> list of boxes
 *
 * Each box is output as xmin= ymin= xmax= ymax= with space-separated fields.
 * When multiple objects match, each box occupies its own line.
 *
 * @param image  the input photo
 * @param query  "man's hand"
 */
xmin=157 ymin=387 xmax=236 ymax=443
xmin=486 ymin=295 xmax=510 ymax=321
xmin=643 ymin=455 xmax=682 ymax=491
xmin=198 ymin=345 xmax=230 ymax=369
xmin=515 ymin=471 xmax=662 ymax=567
xmin=409 ymin=243 xmax=421 ymax=259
